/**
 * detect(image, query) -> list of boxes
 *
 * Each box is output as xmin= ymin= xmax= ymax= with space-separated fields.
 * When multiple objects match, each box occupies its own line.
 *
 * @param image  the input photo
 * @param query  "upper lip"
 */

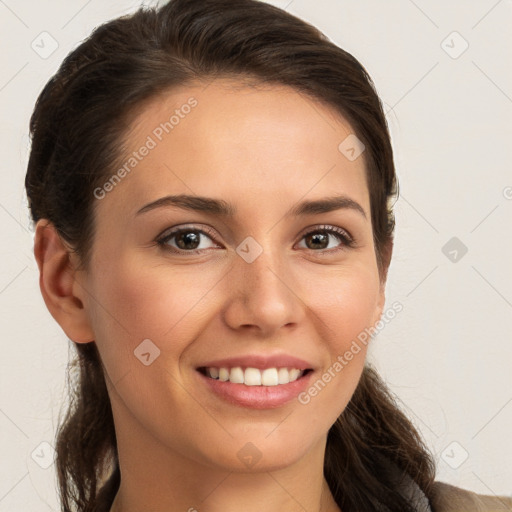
xmin=197 ymin=353 xmax=314 ymax=371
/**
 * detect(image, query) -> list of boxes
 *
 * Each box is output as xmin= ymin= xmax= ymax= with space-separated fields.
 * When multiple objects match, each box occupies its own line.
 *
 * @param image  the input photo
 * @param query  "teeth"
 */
xmin=289 ymin=368 xmax=301 ymax=381
xmin=261 ymin=368 xmax=278 ymax=386
xmin=204 ymin=366 xmax=306 ymax=386
xmin=244 ymin=367 xmax=261 ymax=386
xmin=278 ymin=368 xmax=290 ymax=384
xmin=230 ymin=367 xmax=244 ymax=384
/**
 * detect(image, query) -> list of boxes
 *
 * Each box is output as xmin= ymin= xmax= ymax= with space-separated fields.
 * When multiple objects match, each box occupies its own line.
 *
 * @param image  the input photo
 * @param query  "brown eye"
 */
xmin=174 ymin=231 xmax=201 ymax=250
xmin=297 ymin=225 xmax=355 ymax=253
xmin=157 ymin=226 xmax=220 ymax=254
xmin=304 ymin=232 xmax=330 ymax=250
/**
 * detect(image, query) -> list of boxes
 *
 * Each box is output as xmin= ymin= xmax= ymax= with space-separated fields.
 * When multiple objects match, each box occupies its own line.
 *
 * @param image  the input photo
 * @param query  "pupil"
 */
xmin=308 ymin=233 xmax=327 ymax=249
xmin=177 ymin=232 xmax=200 ymax=250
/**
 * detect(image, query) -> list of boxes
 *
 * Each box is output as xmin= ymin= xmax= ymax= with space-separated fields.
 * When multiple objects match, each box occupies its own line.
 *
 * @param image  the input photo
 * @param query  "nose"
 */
xmin=221 ymin=242 xmax=305 ymax=336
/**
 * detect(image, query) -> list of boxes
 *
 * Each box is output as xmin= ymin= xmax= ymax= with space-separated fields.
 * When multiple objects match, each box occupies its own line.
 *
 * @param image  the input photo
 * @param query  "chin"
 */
xmin=200 ymin=434 xmax=314 ymax=474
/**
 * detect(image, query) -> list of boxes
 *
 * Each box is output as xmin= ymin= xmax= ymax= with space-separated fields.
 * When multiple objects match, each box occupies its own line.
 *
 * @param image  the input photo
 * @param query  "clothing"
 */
xmin=99 ymin=460 xmax=512 ymax=511
xmin=429 ymin=481 xmax=512 ymax=512
xmin=391 ymin=457 xmax=512 ymax=511
xmin=103 ymin=481 xmax=512 ymax=511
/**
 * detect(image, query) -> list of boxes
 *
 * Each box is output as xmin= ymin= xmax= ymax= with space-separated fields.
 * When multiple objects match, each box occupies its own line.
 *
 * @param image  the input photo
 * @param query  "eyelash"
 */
xmin=155 ymin=224 xmax=356 ymax=255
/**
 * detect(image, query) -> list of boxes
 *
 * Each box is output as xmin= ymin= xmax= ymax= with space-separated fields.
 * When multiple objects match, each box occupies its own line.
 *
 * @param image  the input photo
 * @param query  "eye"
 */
xmin=156 ymin=224 xmax=356 ymax=255
xmin=156 ymin=225 xmax=220 ymax=254
xmin=296 ymin=225 xmax=355 ymax=253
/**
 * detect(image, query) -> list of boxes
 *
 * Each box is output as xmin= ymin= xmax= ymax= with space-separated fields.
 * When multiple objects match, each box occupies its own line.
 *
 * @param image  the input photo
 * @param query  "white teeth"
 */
xmin=244 ymin=367 xmax=261 ymax=386
xmin=230 ymin=366 xmax=244 ymax=384
xmin=261 ymin=368 xmax=279 ymax=386
xmin=204 ymin=366 xmax=306 ymax=386
xmin=278 ymin=367 xmax=290 ymax=384
xmin=289 ymin=369 xmax=301 ymax=382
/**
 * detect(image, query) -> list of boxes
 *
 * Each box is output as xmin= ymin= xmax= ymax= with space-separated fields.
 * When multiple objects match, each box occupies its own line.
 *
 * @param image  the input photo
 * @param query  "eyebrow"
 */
xmin=135 ymin=194 xmax=367 ymax=219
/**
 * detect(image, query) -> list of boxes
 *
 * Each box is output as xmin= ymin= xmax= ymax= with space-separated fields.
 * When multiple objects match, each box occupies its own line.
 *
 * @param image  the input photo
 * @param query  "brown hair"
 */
xmin=25 ymin=0 xmax=436 ymax=510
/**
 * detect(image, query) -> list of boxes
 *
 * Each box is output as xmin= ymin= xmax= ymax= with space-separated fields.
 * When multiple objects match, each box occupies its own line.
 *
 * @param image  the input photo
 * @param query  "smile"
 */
xmin=198 ymin=366 xmax=312 ymax=386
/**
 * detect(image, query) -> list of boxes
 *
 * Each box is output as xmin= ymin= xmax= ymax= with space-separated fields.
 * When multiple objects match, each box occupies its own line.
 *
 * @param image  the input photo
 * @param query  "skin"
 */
xmin=34 ymin=79 xmax=390 ymax=512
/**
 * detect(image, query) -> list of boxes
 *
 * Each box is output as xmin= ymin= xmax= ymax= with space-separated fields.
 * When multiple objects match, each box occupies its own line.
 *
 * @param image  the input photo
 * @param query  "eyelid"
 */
xmin=299 ymin=224 xmax=354 ymax=243
xmin=158 ymin=223 xmax=218 ymax=239
xmin=156 ymin=224 xmax=220 ymax=249
xmin=298 ymin=224 xmax=356 ymax=252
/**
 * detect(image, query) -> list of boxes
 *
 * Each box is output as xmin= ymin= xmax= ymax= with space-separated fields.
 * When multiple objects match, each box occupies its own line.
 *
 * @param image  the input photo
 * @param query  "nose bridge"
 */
xmin=237 ymin=235 xmax=287 ymax=297
xmin=238 ymin=237 xmax=281 ymax=288
xmin=223 ymin=234 xmax=302 ymax=331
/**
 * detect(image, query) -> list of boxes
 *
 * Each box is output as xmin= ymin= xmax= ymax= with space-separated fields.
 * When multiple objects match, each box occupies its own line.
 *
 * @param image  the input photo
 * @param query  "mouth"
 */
xmin=197 ymin=366 xmax=314 ymax=386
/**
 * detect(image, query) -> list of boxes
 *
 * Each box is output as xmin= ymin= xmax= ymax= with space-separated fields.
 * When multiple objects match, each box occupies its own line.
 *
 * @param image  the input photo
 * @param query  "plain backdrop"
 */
xmin=0 ymin=0 xmax=511 ymax=510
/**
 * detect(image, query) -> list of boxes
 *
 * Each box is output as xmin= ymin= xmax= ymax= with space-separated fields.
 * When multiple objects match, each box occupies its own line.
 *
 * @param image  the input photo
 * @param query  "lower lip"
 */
xmin=196 ymin=370 xmax=314 ymax=409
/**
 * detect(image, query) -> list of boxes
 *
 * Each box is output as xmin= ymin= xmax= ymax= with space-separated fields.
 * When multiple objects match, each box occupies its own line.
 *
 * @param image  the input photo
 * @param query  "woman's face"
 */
xmin=79 ymin=79 xmax=386 ymax=472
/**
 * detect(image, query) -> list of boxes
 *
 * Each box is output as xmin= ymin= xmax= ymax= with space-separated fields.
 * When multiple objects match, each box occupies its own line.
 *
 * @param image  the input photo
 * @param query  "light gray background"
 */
xmin=1 ymin=0 xmax=511 ymax=510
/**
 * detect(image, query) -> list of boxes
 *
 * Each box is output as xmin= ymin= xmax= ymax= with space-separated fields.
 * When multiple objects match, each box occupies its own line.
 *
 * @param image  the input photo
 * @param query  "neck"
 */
xmin=110 ymin=473 xmax=340 ymax=512
xmin=107 ymin=413 xmax=341 ymax=512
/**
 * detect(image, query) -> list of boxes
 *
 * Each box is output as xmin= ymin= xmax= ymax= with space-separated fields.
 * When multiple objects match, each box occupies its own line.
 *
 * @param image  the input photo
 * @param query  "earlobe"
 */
xmin=34 ymin=219 xmax=95 ymax=344
xmin=370 ymin=285 xmax=386 ymax=331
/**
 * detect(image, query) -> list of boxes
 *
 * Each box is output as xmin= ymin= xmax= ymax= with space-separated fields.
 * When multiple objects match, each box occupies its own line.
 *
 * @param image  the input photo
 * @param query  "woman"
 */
xmin=25 ymin=0 xmax=511 ymax=510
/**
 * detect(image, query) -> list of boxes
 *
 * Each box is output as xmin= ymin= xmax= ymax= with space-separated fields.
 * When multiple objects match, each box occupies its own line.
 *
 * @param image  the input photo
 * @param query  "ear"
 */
xmin=33 ymin=219 xmax=95 ymax=344
xmin=373 ymin=237 xmax=394 ymax=325
xmin=379 ymin=237 xmax=394 ymax=287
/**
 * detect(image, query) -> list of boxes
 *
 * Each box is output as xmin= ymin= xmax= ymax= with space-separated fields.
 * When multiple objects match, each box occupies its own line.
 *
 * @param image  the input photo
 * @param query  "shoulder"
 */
xmin=430 ymin=481 xmax=512 ymax=512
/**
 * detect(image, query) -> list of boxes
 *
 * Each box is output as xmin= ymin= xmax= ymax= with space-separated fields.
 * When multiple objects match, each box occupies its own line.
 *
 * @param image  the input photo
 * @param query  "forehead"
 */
xmin=96 ymin=78 xmax=370 ymax=220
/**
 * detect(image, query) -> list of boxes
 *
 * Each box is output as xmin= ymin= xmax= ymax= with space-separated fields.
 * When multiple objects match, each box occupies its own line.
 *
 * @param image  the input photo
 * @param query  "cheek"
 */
xmin=87 ymin=255 xmax=224 ymax=363
xmin=85 ymin=256 xmax=216 ymax=433
xmin=295 ymin=262 xmax=379 ymax=411
xmin=305 ymin=261 xmax=381 ymax=350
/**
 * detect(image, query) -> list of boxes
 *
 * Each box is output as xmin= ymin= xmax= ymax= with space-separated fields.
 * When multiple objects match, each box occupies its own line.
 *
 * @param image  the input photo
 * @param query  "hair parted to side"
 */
xmin=25 ymin=0 xmax=435 ymax=511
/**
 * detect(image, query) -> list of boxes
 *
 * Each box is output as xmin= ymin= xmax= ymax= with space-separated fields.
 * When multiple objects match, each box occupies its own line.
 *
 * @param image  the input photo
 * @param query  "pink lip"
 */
xmin=196 ymin=353 xmax=314 ymax=371
xmin=196 ymin=369 xmax=314 ymax=409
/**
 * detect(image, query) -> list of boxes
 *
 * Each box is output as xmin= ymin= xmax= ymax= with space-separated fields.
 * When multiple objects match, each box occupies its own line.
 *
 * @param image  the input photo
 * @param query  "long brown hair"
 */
xmin=25 ymin=1 xmax=436 ymax=510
